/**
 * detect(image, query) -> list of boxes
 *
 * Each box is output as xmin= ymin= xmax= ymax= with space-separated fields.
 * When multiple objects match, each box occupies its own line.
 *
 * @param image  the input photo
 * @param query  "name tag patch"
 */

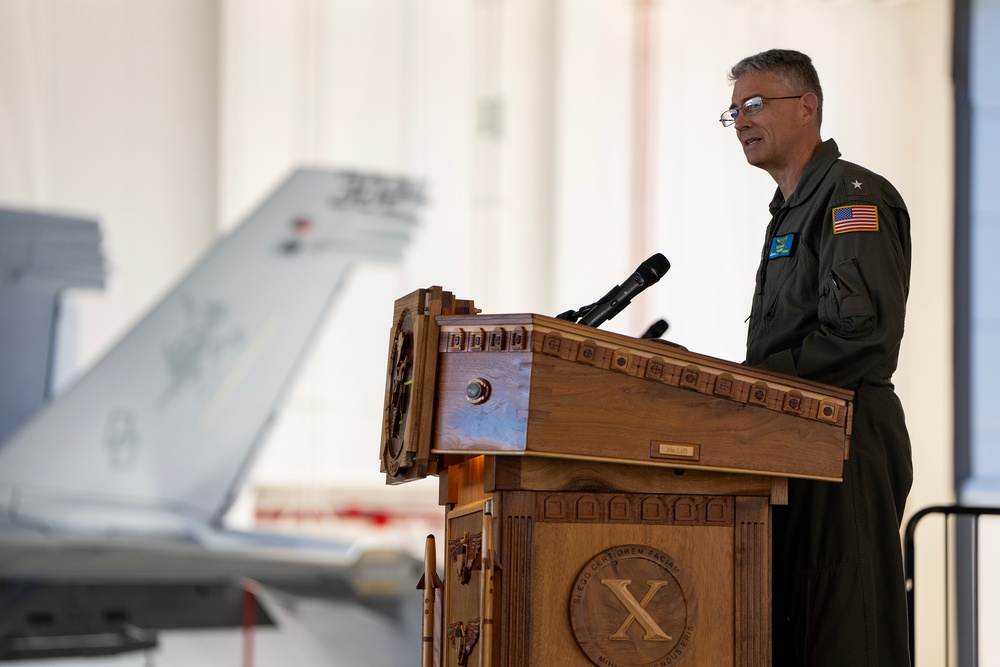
xmin=769 ymin=233 xmax=796 ymax=259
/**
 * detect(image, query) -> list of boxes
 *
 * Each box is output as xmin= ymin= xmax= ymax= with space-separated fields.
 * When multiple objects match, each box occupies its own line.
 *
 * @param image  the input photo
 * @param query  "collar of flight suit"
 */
xmin=768 ymin=138 xmax=842 ymax=215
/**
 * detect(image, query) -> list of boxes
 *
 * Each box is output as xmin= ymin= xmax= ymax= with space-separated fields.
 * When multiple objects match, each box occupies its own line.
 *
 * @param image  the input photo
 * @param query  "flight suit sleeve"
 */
xmin=756 ymin=196 xmax=910 ymax=387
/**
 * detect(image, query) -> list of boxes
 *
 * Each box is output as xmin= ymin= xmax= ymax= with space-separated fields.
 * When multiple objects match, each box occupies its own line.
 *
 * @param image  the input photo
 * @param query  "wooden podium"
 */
xmin=380 ymin=287 xmax=853 ymax=667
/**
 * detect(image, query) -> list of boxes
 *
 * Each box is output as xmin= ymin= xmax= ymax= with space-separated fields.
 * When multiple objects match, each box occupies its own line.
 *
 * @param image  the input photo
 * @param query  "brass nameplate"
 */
xmin=650 ymin=441 xmax=701 ymax=462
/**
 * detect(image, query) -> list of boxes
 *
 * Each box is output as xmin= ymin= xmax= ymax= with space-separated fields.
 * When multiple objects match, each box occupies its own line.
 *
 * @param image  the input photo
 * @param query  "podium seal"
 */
xmin=569 ymin=544 xmax=695 ymax=666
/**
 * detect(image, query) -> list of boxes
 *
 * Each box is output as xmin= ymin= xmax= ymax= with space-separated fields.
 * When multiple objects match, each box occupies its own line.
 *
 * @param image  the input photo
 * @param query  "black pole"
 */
xmin=904 ymin=505 xmax=1000 ymax=667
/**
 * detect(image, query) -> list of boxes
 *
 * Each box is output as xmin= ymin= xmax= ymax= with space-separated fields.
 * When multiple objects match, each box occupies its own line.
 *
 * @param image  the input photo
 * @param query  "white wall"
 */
xmin=0 ymin=0 xmax=221 ymax=367
xmin=218 ymin=0 xmax=956 ymax=516
xmin=219 ymin=4 xmax=958 ymax=660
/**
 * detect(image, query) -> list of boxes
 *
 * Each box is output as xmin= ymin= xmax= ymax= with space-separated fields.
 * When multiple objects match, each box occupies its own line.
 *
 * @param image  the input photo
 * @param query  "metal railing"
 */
xmin=903 ymin=504 xmax=1000 ymax=667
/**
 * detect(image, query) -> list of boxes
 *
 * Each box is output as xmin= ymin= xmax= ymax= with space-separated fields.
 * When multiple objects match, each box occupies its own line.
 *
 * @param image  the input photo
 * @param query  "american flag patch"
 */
xmin=832 ymin=205 xmax=879 ymax=234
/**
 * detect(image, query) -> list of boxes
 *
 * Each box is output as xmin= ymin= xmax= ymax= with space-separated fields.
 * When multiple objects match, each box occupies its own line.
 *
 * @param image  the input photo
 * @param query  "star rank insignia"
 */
xmin=845 ymin=176 xmax=868 ymax=194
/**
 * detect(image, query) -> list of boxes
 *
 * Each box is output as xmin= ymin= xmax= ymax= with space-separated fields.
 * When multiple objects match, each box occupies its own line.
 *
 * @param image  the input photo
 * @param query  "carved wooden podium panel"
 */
xmin=381 ymin=288 xmax=853 ymax=667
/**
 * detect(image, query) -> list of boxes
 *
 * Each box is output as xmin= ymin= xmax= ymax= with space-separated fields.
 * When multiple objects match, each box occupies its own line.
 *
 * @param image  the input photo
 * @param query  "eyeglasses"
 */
xmin=719 ymin=95 xmax=803 ymax=127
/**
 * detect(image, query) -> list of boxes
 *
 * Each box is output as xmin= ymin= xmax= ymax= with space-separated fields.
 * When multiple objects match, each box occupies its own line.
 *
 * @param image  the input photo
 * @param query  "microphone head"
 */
xmin=638 ymin=253 xmax=671 ymax=284
xmin=641 ymin=318 xmax=669 ymax=339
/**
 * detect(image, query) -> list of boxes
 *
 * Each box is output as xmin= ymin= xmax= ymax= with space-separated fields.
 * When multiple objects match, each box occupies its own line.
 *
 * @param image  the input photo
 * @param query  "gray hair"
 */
xmin=729 ymin=49 xmax=823 ymax=127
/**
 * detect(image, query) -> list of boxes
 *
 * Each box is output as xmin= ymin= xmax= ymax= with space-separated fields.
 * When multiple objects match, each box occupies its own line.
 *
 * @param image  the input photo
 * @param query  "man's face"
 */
xmin=729 ymin=71 xmax=804 ymax=172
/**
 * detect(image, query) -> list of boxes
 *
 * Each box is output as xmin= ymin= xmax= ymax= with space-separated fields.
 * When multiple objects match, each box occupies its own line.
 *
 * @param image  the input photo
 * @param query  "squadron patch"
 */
xmin=769 ymin=233 xmax=796 ymax=259
xmin=832 ymin=205 xmax=879 ymax=234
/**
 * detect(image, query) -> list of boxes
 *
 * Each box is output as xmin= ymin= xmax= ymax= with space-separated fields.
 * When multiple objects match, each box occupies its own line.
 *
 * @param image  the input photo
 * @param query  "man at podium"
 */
xmin=723 ymin=50 xmax=912 ymax=666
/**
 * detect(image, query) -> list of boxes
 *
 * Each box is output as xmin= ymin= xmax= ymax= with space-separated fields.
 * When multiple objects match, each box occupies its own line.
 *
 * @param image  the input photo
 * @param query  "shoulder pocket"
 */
xmin=818 ymin=259 xmax=875 ymax=336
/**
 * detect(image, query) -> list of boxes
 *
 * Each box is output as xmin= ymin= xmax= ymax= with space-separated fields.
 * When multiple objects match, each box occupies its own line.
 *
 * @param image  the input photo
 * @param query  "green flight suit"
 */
xmin=745 ymin=139 xmax=913 ymax=666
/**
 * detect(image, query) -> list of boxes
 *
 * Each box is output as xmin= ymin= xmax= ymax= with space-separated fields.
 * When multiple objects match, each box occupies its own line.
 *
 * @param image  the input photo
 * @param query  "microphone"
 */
xmin=641 ymin=318 xmax=669 ymax=339
xmin=578 ymin=253 xmax=671 ymax=328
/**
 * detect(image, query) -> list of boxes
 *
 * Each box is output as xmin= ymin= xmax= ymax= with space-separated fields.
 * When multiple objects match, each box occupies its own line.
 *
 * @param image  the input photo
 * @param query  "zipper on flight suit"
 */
xmin=757 ymin=203 xmax=790 ymax=324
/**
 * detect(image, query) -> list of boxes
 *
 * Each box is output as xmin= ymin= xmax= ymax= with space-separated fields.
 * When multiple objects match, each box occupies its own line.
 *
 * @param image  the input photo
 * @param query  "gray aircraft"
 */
xmin=0 ymin=169 xmax=424 ymax=661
